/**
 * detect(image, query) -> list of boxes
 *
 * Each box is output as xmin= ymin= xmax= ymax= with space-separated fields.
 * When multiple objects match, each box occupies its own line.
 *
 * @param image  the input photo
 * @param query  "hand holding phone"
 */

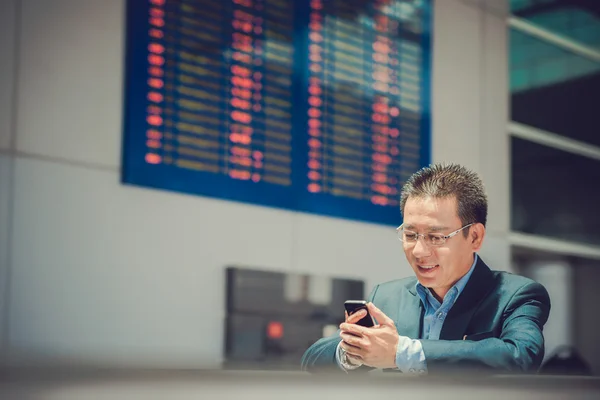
xmin=340 ymin=301 xmax=400 ymax=370
xmin=344 ymin=300 xmax=375 ymax=327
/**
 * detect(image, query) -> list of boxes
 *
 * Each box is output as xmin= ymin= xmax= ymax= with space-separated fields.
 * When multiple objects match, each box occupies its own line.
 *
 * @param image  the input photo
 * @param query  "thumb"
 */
xmin=367 ymin=302 xmax=394 ymax=327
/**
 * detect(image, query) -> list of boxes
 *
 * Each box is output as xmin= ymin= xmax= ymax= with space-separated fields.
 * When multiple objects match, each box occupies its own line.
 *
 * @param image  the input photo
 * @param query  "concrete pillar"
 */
xmin=527 ymin=260 xmax=573 ymax=359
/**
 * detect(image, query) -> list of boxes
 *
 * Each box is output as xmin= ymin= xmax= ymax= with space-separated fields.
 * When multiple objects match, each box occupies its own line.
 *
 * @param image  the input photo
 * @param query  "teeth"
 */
xmin=421 ymin=265 xmax=437 ymax=269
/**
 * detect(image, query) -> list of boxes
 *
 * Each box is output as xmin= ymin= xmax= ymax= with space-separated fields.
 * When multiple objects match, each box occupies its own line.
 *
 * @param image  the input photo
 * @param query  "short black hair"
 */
xmin=400 ymin=164 xmax=488 ymax=236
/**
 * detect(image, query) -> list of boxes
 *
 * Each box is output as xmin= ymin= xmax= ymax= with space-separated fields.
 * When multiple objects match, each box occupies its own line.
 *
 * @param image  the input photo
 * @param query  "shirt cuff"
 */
xmin=336 ymin=341 xmax=361 ymax=372
xmin=395 ymin=336 xmax=427 ymax=374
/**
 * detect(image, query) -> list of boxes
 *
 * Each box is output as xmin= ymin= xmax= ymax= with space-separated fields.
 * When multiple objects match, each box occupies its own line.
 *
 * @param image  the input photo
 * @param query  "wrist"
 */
xmin=339 ymin=346 xmax=362 ymax=369
xmin=346 ymin=353 xmax=362 ymax=367
xmin=390 ymin=334 xmax=400 ymax=368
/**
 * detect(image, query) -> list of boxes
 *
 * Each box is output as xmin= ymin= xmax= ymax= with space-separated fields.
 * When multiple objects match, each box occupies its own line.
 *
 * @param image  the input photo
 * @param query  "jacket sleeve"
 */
xmin=420 ymin=281 xmax=551 ymax=374
xmin=300 ymin=285 xmax=380 ymax=372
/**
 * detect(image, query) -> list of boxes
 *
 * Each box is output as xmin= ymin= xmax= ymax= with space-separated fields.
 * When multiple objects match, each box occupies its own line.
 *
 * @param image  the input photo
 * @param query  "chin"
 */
xmin=415 ymin=275 xmax=436 ymax=285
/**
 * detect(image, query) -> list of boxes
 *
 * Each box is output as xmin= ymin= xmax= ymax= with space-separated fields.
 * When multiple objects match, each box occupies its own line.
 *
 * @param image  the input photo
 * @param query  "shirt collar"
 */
xmin=415 ymin=253 xmax=479 ymax=307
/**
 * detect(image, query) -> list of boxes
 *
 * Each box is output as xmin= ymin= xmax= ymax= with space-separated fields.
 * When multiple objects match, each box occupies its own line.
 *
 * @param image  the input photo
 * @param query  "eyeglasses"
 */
xmin=396 ymin=223 xmax=474 ymax=247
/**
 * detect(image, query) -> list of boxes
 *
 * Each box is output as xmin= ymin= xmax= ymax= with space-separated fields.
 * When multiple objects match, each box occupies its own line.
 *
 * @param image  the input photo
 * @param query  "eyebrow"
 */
xmin=403 ymin=225 xmax=450 ymax=232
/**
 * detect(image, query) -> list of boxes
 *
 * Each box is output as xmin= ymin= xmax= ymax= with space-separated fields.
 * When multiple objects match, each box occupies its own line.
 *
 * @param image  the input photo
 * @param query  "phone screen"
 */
xmin=344 ymin=300 xmax=375 ymax=327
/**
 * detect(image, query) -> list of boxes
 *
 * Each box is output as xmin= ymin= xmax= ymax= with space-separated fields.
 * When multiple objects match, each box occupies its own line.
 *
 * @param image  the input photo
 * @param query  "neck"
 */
xmin=430 ymin=288 xmax=447 ymax=303
xmin=430 ymin=254 xmax=476 ymax=302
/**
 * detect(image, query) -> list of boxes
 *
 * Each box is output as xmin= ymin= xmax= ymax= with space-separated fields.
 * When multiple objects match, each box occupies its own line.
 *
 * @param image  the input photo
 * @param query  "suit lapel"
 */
xmin=397 ymin=284 xmax=424 ymax=339
xmin=439 ymin=256 xmax=497 ymax=340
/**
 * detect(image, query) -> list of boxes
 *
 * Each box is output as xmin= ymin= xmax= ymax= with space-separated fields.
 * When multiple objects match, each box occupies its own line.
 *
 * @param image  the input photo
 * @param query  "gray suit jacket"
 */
xmin=301 ymin=256 xmax=551 ymax=374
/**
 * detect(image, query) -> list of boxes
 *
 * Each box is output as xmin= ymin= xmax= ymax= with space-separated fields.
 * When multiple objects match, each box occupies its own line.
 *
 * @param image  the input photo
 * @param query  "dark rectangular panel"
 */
xmin=511 ymin=137 xmax=600 ymax=245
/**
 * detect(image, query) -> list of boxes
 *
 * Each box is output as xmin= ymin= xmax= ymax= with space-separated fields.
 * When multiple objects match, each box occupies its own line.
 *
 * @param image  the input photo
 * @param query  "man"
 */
xmin=301 ymin=164 xmax=551 ymax=375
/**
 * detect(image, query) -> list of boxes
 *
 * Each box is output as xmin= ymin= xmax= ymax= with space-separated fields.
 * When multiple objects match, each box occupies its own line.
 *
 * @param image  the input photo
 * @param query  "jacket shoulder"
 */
xmin=491 ymin=269 xmax=549 ymax=297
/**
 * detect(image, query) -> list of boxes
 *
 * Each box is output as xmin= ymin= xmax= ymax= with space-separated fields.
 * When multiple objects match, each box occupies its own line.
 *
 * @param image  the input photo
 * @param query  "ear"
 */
xmin=470 ymin=223 xmax=485 ymax=251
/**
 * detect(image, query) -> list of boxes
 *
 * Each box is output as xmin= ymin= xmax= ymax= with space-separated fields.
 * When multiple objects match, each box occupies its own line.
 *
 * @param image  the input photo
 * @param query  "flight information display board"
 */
xmin=123 ymin=0 xmax=431 ymax=225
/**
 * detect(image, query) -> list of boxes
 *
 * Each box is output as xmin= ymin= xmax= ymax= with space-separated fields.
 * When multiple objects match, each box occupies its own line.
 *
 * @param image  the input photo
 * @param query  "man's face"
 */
xmin=402 ymin=195 xmax=481 ymax=300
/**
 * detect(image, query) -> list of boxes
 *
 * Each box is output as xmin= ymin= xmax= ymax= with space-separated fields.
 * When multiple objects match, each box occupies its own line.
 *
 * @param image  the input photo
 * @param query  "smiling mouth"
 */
xmin=418 ymin=264 xmax=439 ymax=272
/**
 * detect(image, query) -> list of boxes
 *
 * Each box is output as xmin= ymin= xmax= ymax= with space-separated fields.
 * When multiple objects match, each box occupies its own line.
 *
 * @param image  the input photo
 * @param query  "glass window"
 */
xmin=511 ymin=137 xmax=600 ymax=246
xmin=510 ymin=28 xmax=600 ymax=147
xmin=510 ymin=1 xmax=600 ymax=49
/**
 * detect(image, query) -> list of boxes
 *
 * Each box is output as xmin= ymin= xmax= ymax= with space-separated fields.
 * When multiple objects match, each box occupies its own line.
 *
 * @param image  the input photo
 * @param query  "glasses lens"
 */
xmin=401 ymin=230 xmax=417 ymax=242
xmin=428 ymin=234 xmax=445 ymax=246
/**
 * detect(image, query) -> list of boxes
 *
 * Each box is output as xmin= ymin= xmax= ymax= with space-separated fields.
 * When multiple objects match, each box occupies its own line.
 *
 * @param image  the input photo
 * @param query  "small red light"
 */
xmin=267 ymin=322 xmax=284 ymax=339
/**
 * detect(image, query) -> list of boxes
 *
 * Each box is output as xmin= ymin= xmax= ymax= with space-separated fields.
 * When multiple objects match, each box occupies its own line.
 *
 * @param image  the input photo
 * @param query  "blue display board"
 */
xmin=122 ymin=0 xmax=431 ymax=225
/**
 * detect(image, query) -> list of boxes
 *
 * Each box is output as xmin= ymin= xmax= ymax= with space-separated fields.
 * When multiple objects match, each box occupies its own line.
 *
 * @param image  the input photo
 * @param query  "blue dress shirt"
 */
xmin=395 ymin=254 xmax=479 ymax=374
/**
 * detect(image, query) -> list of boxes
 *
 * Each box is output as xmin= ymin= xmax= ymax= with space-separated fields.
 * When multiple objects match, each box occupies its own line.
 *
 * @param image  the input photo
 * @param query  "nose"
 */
xmin=411 ymin=236 xmax=431 ymax=258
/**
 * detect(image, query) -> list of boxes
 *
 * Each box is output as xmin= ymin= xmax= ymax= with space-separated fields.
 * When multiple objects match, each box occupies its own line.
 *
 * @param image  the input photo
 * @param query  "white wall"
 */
xmin=0 ymin=0 xmax=17 ymax=358
xmin=0 ymin=0 xmax=16 ymax=151
xmin=0 ymin=0 xmax=510 ymax=367
xmin=527 ymin=260 xmax=573 ymax=359
xmin=432 ymin=0 xmax=510 ymax=271
xmin=0 ymin=155 xmax=11 ymax=355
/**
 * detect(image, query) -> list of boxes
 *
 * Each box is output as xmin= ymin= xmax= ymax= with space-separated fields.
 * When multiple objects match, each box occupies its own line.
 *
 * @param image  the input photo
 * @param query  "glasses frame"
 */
xmin=396 ymin=223 xmax=475 ymax=246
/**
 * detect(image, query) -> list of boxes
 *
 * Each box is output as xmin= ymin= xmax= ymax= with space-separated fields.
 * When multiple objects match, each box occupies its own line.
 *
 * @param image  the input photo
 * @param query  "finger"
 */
xmin=340 ymin=322 xmax=369 ymax=336
xmin=347 ymin=309 xmax=367 ymax=324
xmin=340 ymin=332 xmax=364 ymax=348
xmin=367 ymin=302 xmax=394 ymax=326
xmin=339 ymin=326 xmax=362 ymax=339
xmin=340 ymin=340 xmax=360 ymax=351
xmin=341 ymin=339 xmax=362 ymax=351
xmin=340 ymin=341 xmax=364 ymax=358
xmin=344 ymin=311 xmax=349 ymax=321
xmin=340 ymin=331 xmax=362 ymax=339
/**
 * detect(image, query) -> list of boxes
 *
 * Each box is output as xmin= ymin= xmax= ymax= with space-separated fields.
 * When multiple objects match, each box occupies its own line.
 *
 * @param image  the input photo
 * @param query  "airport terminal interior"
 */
xmin=1 ymin=0 xmax=600 ymax=398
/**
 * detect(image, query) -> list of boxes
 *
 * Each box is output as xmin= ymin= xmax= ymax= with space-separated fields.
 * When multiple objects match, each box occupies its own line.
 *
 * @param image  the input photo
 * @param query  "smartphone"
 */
xmin=344 ymin=300 xmax=375 ymax=327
